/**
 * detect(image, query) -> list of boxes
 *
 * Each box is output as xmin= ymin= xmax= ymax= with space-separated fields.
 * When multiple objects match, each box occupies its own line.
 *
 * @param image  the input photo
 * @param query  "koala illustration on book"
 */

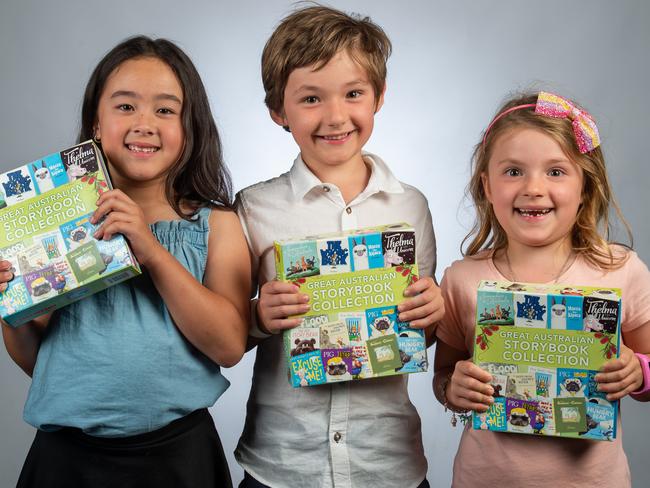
xmin=291 ymin=338 xmax=316 ymax=357
xmin=351 ymin=238 xmax=369 ymax=270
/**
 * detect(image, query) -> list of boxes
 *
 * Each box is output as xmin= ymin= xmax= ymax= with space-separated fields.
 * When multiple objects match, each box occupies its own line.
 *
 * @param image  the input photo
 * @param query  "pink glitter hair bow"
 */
xmin=483 ymin=91 xmax=601 ymax=154
xmin=534 ymin=92 xmax=600 ymax=153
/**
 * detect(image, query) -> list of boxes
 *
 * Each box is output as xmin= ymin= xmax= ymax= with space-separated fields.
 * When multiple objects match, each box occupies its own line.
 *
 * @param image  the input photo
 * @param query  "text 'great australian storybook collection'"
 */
xmin=274 ymin=223 xmax=428 ymax=388
xmin=0 ymin=141 xmax=140 ymax=326
xmin=473 ymin=280 xmax=621 ymax=441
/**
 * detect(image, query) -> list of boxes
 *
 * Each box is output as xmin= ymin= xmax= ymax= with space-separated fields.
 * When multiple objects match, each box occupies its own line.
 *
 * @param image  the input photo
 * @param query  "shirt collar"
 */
xmin=288 ymin=152 xmax=404 ymax=201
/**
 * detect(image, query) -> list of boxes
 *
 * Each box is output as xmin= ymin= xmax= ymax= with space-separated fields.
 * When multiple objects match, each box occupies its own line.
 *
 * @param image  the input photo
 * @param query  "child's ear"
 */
xmin=481 ymin=172 xmax=493 ymax=203
xmin=270 ymin=109 xmax=288 ymax=129
xmin=374 ymin=84 xmax=387 ymax=114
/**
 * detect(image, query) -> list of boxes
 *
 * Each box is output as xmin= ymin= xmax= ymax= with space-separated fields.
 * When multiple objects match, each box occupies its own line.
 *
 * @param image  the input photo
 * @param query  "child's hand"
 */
xmin=256 ymin=281 xmax=310 ymax=334
xmin=595 ymin=343 xmax=643 ymax=401
xmin=397 ymin=276 xmax=444 ymax=328
xmin=0 ymin=260 xmax=14 ymax=293
xmin=447 ymin=359 xmax=494 ymax=412
xmin=90 ymin=189 xmax=163 ymax=267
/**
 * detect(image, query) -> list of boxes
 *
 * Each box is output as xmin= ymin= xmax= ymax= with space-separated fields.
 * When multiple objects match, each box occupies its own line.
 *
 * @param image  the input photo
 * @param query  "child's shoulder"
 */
xmin=442 ymin=250 xmax=494 ymax=285
xmin=237 ymin=171 xmax=292 ymax=199
xmin=235 ymin=171 xmax=292 ymax=211
xmin=607 ymin=244 xmax=648 ymax=276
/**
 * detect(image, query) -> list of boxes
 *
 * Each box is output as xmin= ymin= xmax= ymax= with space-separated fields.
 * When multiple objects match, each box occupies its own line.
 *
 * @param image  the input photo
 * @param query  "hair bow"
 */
xmin=535 ymin=92 xmax=600 ymax=154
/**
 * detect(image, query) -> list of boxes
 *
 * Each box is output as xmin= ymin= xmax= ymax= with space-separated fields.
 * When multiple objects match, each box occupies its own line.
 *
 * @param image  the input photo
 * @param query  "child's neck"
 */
xmin=496 ymin=238 xmax=576 ymax=284
xmin=305 ymin=155 xmax=371 ymax=204
xmin=116 ymin=179 xmax=179 ymax=223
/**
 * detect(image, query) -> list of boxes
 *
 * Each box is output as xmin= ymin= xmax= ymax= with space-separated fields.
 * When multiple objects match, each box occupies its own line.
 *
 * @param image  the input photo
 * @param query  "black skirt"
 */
xmin=16 ymin=409 xmax=232 ymax=488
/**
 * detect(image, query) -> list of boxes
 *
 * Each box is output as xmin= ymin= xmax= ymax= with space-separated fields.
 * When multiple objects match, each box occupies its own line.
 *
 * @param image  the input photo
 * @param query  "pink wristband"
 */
xmin=631 ymin=353 xmax=650 ymax=397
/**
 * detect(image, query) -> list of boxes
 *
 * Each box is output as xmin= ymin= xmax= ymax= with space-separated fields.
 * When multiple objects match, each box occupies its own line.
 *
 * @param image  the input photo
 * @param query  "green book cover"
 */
xmin=0 ymin=141 xmax=140 ymax=326
xmin=275 ymin=223 xmax=428 ymax=387
xmin=472 ymin=280 xmax=620 ymax=441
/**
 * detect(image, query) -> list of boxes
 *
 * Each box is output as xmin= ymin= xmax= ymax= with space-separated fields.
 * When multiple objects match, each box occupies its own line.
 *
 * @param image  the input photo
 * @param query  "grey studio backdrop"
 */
xmin=1 ymin=0 xmax=649 ymax=486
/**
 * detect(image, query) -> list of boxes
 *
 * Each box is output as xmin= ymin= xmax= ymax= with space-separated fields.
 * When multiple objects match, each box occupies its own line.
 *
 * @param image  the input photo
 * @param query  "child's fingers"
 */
xmin=0 ymin=260 xmax=12 ymax=271
xmin=1 ymin=270 xmax=14 ymax=284
xmin=407 ymin=309 xmax=444 ymax=329
xmin=265 ymin=317 xmax=303 ymax=332
xmin=261 ymin=280 xmax=301 ymax=296
xmin=457 ymin=360 xmax=493 ymax=384
xmin=403 ymin=276 xmax=433 ymax=297
xmin=91 ymin=196 xmax=138 ymax=225
xmin=597 ymin=361 xmax=643 ymax=400
xmin=449 ymin=378 xmax=494 ymax=411
xmin=267 ymin=302 xmax=311 ymax=319
xmin=93 ymin=211 xmax=135 ymax=240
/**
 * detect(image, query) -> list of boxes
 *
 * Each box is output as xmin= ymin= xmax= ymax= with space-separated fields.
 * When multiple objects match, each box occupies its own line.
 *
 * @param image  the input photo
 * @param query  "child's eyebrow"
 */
xmin=291 ymin=79 xmax=370 ymax=96
xmin=494 ymin=157 xmax=571 ymax=166
xmin=110 ymin=90 xmax=182 ymax=104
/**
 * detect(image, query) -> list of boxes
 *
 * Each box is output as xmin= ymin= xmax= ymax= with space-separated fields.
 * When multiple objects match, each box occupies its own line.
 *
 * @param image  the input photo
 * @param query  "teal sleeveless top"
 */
xmin=24 ymin=207 xmax=230 ymax=437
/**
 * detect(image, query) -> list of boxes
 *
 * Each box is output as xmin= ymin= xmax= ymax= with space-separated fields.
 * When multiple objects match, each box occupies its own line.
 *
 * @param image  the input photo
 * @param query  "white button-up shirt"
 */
xmin=235 ymin=153 xmax=436 ymax=488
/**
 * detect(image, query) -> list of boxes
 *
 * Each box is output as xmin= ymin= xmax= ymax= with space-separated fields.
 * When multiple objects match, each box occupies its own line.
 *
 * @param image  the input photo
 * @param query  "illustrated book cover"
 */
xmin=472 ymin=281 xmax=620 ymax=441
xmin=275 ymin=223 xmax=427 ymax=387
xmin=0 ymin=141 xmax=140 ymax=326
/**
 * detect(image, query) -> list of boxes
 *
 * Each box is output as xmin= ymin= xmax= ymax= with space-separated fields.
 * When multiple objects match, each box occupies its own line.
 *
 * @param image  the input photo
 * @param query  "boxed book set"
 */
xmin=0 ymin=141 xmax=140 ymax=326
xmin=274 ymin=223 xmax=428 ymax=388
xmin=472 ymin=280 xmax=621 ymax=441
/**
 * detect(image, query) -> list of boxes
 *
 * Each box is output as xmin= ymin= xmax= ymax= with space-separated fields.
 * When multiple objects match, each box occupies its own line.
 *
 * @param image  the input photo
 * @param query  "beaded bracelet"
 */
xmin=439 ymin=372 xmax=472 ymax=427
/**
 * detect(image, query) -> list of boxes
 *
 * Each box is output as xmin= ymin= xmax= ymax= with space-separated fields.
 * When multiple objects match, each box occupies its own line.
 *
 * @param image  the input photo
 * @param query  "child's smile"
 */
xmin=273 ymin=49 xmax=383 ymax=177
xmin=482 ymin=127 xmax=583 ymax=250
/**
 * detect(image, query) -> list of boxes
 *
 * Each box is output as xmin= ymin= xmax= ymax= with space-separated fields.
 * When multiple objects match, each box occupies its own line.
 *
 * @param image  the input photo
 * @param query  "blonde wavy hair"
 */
xmin=462 ymin=93 xmax=632 ymax=270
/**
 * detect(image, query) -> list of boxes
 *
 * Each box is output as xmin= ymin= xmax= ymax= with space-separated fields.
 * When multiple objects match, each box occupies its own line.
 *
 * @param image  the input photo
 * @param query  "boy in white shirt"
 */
xmin=235 ymin=6 xmax=444 ymax=488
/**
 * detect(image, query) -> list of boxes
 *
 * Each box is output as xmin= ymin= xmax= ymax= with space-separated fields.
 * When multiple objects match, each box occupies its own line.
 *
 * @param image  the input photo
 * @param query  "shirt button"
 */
xmin=345 ymin=207 xmax=352 ymax=214
xmin=323 ymin=186 xmax=330 ymax=192
xmin=333 ymin=432 xmax=342 ymax=443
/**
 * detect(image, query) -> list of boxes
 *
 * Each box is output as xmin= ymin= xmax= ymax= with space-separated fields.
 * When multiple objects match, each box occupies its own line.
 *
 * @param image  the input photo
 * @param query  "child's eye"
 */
xmin=303 ymin=96 xmax=319 ymax=104
xmin=117 ymin=104 xmax=134 ymax=112
xmin=505 ymin=168 xmax=521 ymax=177
xmin=157 ymin=107 xmax=176 ymax=115
xmin=347 ymin=90 xmax=362 ymax=99
xmin=548 ymin=168 xmax=565 ymax=177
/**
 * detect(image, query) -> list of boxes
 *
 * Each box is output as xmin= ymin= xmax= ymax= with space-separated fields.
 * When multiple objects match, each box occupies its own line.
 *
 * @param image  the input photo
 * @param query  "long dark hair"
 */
xmin=79 ymin=35 xmax=233 ymax=217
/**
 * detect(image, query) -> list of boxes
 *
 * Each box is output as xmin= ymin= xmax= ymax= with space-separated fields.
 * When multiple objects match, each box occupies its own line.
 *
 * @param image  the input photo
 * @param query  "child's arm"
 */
xmin=0 ymin=260 xmax=53 ymax=376
xmin=596 ymin=323 xmax=650 ymax=401
xmin=92 ymin=190 xmax=251 ymax=367
xmin=433 ymin=339 xmax=494 ymax=413
xmin=398 ymin=277 xmax=444 ymax=345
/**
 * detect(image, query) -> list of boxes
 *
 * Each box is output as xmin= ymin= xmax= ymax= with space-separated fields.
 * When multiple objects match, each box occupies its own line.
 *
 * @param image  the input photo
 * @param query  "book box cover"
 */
xmin=472 ymin=281 xmax=620 ymax=441
xmin=275 ymin=223 xmax=427 ymax=387
xmin=0 ymin=141 xmax=140 ymax=326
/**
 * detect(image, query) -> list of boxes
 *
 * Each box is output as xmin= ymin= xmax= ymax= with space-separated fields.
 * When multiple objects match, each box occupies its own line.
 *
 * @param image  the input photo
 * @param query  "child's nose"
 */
xmin=522 ymin=173 xmax=545 ymax=197
xmin=325 ymin=99 xmax=346 ymax=127
xmin=132 ymin=113 xmax=156 ymax=136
